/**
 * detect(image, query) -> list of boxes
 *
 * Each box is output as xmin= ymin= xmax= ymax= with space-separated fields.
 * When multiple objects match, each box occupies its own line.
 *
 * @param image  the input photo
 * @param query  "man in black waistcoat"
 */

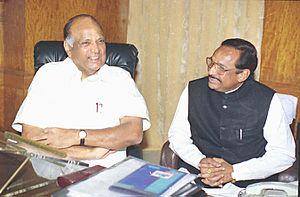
xmin=168 ymin=38 xmax=295 ymax=188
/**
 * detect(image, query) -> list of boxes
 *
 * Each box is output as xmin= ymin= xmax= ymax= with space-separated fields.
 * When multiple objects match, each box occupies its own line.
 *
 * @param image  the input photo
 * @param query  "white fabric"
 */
xmin=202 ymin=182 xmax=244 ymax=197
xmin=168 ymin=84 xmax=295 ymax=181
xmin=203 ymin=181 xmax=298 ymax=197
xmin=277 ymin=93 xmax=298 ymax=124
xmin=12 ymin=58 xmax=150 ymax=167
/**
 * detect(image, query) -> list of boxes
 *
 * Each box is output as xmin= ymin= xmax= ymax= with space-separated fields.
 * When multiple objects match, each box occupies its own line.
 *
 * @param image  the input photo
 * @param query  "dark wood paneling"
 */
xmin=260 ymin=0 xmax=300 ymax=137
xmin=0 ymin=0 xmax=4 ymax=128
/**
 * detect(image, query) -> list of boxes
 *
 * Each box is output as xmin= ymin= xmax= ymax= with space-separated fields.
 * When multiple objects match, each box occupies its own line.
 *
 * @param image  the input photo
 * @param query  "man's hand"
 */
xmin=38 ymin=127 xmax=77 ymax=148
xmin=64 ymin=146 xmax=115 ymax=160
xmin=21 ymin=124 xmax=118 ymax=160
xmin=22 ymin=116 xmax=143 ymax=151
xmin=199 ymin=157 xmax=234 ymax=187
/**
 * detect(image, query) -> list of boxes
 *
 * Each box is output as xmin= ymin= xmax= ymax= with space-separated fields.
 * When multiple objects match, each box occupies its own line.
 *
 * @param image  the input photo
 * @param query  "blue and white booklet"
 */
xmin=110 ymin=161 xmax=198 ymax=196
xmin=52 ymin=156 xmax=198 ymax=196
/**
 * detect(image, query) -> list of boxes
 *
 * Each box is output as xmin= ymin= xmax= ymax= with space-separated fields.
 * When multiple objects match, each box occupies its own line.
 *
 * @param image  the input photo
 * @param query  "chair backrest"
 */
xmin=159 ymin=140 xmax=179 ymax=169
xmin=33 ymin=40 xmax=142 ymax=158
xmin=34 ymin=41 xmax=138 ymax=78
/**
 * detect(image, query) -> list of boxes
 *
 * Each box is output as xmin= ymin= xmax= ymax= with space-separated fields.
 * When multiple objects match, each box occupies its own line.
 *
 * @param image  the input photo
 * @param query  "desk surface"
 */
xmin=0 ymin=132 xmax=60 ymax=196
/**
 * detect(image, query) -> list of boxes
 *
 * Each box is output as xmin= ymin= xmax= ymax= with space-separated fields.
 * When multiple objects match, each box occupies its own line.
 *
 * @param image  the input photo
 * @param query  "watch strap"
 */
xmin=79 ymin=129 xmax=87 ymax=146
xmin=80 ymin=138 xmax=85 ymax=146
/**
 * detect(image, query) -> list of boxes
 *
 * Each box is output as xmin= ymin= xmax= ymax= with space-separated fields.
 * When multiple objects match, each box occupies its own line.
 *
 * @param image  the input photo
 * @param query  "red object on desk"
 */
xmin=56 ymin=165 xmax=106 ymax=188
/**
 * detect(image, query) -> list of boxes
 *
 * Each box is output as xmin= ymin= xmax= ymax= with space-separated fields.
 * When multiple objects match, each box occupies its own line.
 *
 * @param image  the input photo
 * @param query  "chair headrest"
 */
xmin=34 ymin=41 xmax=138 ymax=78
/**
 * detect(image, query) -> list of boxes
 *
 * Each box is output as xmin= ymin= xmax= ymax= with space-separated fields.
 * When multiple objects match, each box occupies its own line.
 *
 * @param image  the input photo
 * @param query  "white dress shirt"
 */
xmin=168 ymin=84 xmax=295 ymax=181
xmin=12 ymin=58 xmax=150 ymax=167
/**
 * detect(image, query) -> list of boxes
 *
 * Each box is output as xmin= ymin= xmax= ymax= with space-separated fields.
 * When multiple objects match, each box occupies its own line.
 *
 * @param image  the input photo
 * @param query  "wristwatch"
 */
xmin=79 ymin=129 xmax=87 ymax=146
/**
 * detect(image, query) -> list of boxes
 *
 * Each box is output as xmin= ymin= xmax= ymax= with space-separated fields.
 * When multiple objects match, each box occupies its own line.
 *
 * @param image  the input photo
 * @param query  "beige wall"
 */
xmin=127 ymin=0 xmax=265 ymax=151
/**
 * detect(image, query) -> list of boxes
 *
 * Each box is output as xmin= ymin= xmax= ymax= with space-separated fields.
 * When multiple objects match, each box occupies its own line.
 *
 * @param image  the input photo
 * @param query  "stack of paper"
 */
xmin=52 ymin=157 xmax=199 ymax=196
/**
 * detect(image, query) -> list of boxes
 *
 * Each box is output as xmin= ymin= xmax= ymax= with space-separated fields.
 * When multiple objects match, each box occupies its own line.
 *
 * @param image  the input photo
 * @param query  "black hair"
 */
xmin=221 ymin=38 xmax=258 ymax=74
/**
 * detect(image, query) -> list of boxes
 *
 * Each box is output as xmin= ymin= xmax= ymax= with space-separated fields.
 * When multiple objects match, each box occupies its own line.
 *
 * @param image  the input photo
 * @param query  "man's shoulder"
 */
xmin=37 ymin=58 xmax=73 ymax=74
xmin=247 ymin=77 xmax=275 ymax=93
xmin=100 ymin=65 xmax=132 ymax=80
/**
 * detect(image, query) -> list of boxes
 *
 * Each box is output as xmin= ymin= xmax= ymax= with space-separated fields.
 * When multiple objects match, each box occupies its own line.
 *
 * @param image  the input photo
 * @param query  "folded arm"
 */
xmin=22 ymin=116 xmax=143 ymax=160
xmin=202 ymin=94 xmax=296 ymax=186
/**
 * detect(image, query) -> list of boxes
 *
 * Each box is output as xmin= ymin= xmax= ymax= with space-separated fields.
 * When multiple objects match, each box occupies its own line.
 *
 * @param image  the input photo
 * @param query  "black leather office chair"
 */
xmin=34 ymin=40 xmax=142 ymax=158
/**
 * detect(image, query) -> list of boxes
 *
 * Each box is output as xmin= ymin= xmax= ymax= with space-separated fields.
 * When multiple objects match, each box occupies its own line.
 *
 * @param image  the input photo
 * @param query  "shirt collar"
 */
xmin=66 ymin=58 xmax=107 ymax=82
xmin=225 ymin=83 xmax=243 ymax=94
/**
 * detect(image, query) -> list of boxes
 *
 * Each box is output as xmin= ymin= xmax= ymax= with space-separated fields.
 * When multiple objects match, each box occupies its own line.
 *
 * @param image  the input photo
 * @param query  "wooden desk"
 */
xmin=0 ymin=132 xmax=60 ymax=196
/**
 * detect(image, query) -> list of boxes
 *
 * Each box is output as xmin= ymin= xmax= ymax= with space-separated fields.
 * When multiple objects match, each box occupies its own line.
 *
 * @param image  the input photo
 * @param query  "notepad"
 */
xmin=52 ymin=157 xmax=199 ymax=196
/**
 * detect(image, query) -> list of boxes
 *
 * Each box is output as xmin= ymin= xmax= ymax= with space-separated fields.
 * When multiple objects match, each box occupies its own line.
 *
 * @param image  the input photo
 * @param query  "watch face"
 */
xmin=79 ymin=130 xmax=87 ymax=139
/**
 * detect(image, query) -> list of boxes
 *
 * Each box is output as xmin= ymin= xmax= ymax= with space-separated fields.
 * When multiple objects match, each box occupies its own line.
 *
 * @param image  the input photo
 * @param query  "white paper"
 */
xmin=52 ymin=157 xmax=197 ymax=197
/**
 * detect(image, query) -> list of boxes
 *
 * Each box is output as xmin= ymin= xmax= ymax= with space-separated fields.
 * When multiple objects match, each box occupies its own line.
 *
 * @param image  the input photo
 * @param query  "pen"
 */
xmin=239 ymin=129 xmax=243 ymax=140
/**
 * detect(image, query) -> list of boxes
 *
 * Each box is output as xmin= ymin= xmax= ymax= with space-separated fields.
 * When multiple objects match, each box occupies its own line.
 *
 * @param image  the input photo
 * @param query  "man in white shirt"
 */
xmin=168 ymin=38 xmax=295 ymax=188
xmin=12 ymin=14 xmax=150 ymax=169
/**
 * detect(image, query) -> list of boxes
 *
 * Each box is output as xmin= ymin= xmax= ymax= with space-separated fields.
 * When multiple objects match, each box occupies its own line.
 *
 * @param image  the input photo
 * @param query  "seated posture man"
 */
xmin=12 ymin=14 xmax=150 ymax=168
xmin=168 ymin=38 xmax=295 ymax=188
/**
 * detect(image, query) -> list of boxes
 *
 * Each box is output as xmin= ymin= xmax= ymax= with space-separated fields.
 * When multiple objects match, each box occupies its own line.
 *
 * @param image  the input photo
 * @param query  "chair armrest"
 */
xmin=277 ymin=159 xmax=298 ymax=182
xmin=126 ymin=145 xmax=142 ymax=159
xmin=159 ymin=140 xmax=299 ymax=182
xmin=278 ymin=138 xmax=298 ymax=182
xmin=159 ymin=141 xmax=179 ymax=169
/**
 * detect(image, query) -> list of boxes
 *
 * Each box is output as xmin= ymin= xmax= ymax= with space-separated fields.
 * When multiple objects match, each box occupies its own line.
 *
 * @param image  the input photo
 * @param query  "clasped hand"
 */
xmin=199 ymin=157 xmax=234 ymax=187
xmin=33 ymin=127 xmax=77 ymax=148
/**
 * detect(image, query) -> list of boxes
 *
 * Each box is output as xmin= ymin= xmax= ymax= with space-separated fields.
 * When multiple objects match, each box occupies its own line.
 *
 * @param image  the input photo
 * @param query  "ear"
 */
xmin=237 ymin=69 xmax=251 ymax=82
xmin=64 ymin=41 xmax=72 ymax=57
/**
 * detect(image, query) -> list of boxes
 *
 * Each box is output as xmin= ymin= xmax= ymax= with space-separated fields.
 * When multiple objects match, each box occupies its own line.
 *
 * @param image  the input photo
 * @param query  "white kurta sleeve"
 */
xmin=232 ymin=93 xmax=296 ymax=181
xmin=12 ymin=66 xmax=58 ymax=132
xmin=168 ymin=85 xmax=206 ymax=169
xmin=117 ymin=71 xmax=150 ymax=131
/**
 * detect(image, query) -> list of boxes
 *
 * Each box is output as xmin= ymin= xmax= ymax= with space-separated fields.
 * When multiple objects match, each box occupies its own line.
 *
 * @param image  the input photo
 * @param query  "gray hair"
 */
xmin=65 ymin=35 xmax=75 ymax=47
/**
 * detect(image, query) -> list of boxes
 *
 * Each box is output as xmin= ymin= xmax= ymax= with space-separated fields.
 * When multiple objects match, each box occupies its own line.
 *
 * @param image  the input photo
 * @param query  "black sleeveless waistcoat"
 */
xmin=178 ymin=76 xmax=276 ymax=187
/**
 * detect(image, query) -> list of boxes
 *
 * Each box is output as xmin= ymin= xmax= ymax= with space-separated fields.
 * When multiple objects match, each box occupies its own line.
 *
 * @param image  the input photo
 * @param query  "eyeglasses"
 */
xmin=206 ymin=57 xmax=237 ymax=75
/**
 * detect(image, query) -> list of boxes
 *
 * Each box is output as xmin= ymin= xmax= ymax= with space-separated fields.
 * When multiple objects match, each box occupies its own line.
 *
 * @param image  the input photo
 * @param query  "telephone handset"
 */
xmin=239 ymin=181 xmax=298 ymax=196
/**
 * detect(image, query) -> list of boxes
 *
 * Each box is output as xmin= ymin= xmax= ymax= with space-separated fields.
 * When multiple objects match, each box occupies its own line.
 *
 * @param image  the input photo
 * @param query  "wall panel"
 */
xmin=0 ymin=0 xmax=4 ymax=128
xmin=127 ymin=0 xmax=265 ymax=151
xmin=260 ymin=0 xmax=300 ymax=137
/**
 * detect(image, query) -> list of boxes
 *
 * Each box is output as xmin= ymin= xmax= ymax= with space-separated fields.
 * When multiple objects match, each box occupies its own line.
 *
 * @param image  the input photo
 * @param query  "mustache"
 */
xmin=208 ymin=75 xmax=221 ymax=82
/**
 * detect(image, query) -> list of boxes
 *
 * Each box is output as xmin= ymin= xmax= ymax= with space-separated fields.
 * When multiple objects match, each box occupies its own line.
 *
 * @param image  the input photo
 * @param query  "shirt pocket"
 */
xmin=220 ymin=125 xmax=263 ymax=148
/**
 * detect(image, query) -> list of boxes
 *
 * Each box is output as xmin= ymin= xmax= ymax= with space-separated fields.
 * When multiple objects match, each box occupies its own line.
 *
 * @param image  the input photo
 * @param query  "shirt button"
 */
xmin=222 ymin=105 xmax=227 ymax=109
